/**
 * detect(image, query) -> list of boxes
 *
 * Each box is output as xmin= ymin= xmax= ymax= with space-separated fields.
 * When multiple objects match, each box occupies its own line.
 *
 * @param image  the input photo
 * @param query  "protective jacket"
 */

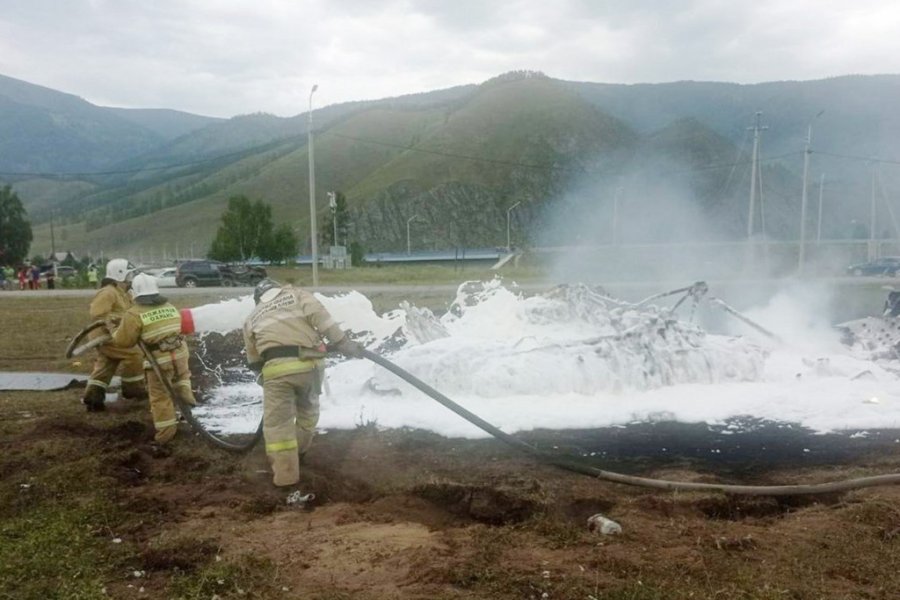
xmin=83 ymin=283 xmax=145 ymax=407
xmin=242 ymin=286 xmax=347 ymax=487
xmin=243 ymin=286 xmax=346 ymax=380
xmin=112 ymin=298 xmax=195 ymax=443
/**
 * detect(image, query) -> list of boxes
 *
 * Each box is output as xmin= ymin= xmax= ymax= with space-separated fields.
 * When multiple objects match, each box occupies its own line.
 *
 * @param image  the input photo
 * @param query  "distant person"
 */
xmin=17 ymin=267 xmax=26 ymax=290
xmin=30 ymin=265 xmax=40 ymax=290
xmin=46 ymin=268 xmax=55 ymax=290
xmin=87 ymin=264 xmax=99 ymax=289
xmin=3 ymin=266 xmax=13 ymax=290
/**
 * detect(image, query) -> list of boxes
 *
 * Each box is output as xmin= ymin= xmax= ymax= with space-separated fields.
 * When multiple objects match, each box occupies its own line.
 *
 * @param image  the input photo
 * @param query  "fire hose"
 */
xmin=67 ymin=320 xmax=262 ymax=453
xmin=360 ymin=349 xmax=900 ymax=496
xmin=69 ymin=322 xmax=900 ymax=495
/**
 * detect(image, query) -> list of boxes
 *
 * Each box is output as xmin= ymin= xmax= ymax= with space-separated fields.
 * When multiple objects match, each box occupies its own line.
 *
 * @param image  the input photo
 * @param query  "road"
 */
xmin=0 ymin=276 xmax=894 ymax=324
xmin=0 ymin=282 xmax=561 ymax=299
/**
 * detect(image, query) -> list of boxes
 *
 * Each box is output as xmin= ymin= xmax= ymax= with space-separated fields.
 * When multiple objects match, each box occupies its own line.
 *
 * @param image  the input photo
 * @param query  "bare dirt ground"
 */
xmin=3 ymin=295 xmax=900 ymax=599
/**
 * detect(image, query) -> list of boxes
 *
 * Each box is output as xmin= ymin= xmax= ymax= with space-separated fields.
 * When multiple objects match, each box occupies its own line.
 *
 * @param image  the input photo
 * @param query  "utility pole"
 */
xmin=798 ymin=111 xmax=823 ymax=275
xmin=747 ymin=112 xmax=768 ymax=240
xmin=612 ymin=187 xmax=622 ymax=245
xmin=328 ymin=191 xmax=337 ymax=248
xmin=49 ymin=210 xmax=56 ymax=260
xmin=869 ymin=163 xmax=878 ymax=260
xmin=506 ymin=201 xmax=521 ymax=252
xmin=308 ymin=84 xmax=319 ymax=287
xmin=407 ymin=215 xmax=418 ymax=255
xmin=816 ymin=173 xmax=825 ymax=245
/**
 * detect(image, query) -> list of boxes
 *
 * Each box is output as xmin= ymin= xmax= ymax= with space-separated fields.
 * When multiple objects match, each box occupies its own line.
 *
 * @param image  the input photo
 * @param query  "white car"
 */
xmin=149 ymin=267 xmax=178 ymax=288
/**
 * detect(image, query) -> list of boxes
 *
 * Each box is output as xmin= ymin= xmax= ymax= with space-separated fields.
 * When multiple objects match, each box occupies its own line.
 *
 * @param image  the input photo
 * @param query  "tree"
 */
xmin=0 ymin=185 xmax=33 ymax=265
xmin=208 ymin=195 xmax=274 ymax=262
xmin=260 ymin=224 xmax=298 ymax=264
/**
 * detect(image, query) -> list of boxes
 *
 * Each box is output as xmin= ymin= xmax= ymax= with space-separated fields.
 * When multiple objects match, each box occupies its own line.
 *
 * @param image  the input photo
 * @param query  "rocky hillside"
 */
xmin=2 ymin=71 xmax=898 ymax=257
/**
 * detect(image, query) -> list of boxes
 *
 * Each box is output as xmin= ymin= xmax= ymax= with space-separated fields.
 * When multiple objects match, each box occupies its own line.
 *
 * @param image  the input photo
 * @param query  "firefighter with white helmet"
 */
xmin=243 ymin=278 xmax=363 ymax=488
xmin=108 ymin=273 xmax=196 ymax=443
xmin=81 ymin=258 xmax=146 ymax=412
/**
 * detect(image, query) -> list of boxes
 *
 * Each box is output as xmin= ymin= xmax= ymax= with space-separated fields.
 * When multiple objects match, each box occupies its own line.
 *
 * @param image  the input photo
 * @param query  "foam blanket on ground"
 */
xmin=187 ymin=281 xmax=900 ymax=439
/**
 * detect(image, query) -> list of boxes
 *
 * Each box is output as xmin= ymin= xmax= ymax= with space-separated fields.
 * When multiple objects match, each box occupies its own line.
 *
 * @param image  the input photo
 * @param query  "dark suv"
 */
xmin=175 ymin=260 xmax=267 ymax=288
xmin=846 ymin=257 xmax=900 ymax=277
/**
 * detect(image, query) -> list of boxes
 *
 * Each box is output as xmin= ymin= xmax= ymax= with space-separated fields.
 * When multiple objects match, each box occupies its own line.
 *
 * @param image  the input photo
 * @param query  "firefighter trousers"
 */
xmin=146 ymin=352 xmax=196 ymax=444
xmin=85 ymin=344 xmax=146 ymax=400
xmin=262 ymin=371 xmax=320 ymax=487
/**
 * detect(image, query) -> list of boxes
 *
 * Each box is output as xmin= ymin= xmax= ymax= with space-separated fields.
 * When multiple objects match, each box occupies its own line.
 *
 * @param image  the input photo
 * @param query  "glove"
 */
xmin=334 ymin=337 xmax=365 ymax=358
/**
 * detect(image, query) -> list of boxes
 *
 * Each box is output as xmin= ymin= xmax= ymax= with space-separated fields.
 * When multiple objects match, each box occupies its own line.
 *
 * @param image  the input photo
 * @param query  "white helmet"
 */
xmin=130 ymin=273 xmax=159 ymax=298
xmin=105 ymin=258 xmax=134 ymax=283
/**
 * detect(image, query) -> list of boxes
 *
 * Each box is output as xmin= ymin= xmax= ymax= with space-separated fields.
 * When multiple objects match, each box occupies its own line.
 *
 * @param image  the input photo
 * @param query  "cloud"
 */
xmin=0 ymin=0 xmax=898 ymax=118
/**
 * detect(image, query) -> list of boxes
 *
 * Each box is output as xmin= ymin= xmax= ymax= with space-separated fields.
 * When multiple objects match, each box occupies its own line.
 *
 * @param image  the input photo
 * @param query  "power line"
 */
xmin=814 ymin=150 xmax=900 ymax=167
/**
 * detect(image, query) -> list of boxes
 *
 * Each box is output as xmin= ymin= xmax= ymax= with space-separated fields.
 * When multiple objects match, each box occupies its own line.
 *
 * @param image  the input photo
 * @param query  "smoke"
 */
xmin=539 ymin=151 xmax=743 ymax=284
xmin=730 ymin=282 xmax=844 ymax=354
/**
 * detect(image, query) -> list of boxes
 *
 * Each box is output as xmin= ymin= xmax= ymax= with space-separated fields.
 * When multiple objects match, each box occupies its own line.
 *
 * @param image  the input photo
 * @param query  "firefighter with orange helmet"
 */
xmin=81 ymin=258 xmax=146 ymax=412
xmin=243 ymin=278 xmax=363 ymax=488
xmin=109 ymin=273 xmax=196 ymax=443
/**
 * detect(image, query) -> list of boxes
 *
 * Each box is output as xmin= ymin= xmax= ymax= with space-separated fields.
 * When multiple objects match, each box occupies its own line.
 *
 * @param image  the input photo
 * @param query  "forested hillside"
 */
xmin=1 ymin=71 xmax=897 ymax=257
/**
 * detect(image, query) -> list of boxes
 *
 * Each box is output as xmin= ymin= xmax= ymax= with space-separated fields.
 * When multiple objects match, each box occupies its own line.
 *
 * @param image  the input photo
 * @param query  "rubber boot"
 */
xmin=82 ymin=385 xmax=107 ymax=412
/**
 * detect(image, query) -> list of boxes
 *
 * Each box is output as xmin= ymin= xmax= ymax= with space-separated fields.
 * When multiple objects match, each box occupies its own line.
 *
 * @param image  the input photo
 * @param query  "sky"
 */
xmin=1 ymin=0 xmax=899 ymax=118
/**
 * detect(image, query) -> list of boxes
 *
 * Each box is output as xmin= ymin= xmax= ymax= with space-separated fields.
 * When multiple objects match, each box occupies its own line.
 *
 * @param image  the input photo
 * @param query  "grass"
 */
xmin=268 ymin=261 xmax=548 ymax=286
xmin=4 ymin=282 xmax=900 ymax=599
xmin=0 ymin=390 xmax=281 ymax=599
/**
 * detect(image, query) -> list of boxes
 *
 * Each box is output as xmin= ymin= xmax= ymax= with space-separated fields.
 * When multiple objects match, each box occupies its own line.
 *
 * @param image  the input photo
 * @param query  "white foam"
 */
xmin=189 ymin=282 xmax=900 ymax=438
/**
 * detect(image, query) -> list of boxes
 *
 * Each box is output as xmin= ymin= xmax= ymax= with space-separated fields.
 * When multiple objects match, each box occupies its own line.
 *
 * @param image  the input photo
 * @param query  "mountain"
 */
xmin=2 ymin=71 xmax=899 ymax=258
xmin=0 ymin=74 xmax=220 ymax=175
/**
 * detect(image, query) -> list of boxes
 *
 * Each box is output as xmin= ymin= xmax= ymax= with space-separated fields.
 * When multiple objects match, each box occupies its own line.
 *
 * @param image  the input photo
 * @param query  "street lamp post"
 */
xmin=307 ymin=84 xmax=319 ymax=287
xmin=407 ymin=215 xmax=418 ymax=255
xmin=506 ymin=201 xmax=521 ymax=252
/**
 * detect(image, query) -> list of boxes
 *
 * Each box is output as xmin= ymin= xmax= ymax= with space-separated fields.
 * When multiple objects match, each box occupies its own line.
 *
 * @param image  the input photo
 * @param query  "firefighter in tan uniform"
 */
xmin=82 ymin=258 xmax=147 ymax=412
xmin=109 ymin=273 xmax=196 ymax=444
xmin=243 ymin=279 xmax=363 ymax=488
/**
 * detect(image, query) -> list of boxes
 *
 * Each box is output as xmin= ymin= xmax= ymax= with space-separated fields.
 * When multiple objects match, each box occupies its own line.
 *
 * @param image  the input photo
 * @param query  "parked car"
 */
xmin=175 ymin=260 xmax=226 ymax=287
xmin=847 ymin=257 xmax=900 ymax=276
xmin=38 ymin=264 xmax=77 ymax=281
xmin=150 ymin=267 xmax=178 ymax=288
xmin=175 ymin=260 xmax=267 ymax=287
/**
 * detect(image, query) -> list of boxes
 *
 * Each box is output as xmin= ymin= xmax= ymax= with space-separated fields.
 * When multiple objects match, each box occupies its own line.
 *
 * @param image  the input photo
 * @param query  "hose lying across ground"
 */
xmin=66 ymin=320 xmax=900 ymax=494
xmin=137 ymin=339 xmax=264 ymax=453
xmin=68 ymin=320 xmax=262 ymax=453
xmin=361 ymin=350 xmax=900 ymax=496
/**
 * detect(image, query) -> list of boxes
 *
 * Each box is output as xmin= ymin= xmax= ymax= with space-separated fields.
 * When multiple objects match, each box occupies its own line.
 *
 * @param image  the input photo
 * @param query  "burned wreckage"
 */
xmin=837 ymin=289 xmax=900 ymax=364
xmin=188 ymin=281 xmax=777 ymax=402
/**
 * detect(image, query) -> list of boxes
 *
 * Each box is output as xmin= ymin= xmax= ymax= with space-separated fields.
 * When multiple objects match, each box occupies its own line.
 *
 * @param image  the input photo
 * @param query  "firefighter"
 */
xmin=243 ymin=278 xmax=363 ymax=488
xmin=108 ymin=272 xmax=196 ymax=444
xmin=82 ymin=258 xmax=146 ymax=412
